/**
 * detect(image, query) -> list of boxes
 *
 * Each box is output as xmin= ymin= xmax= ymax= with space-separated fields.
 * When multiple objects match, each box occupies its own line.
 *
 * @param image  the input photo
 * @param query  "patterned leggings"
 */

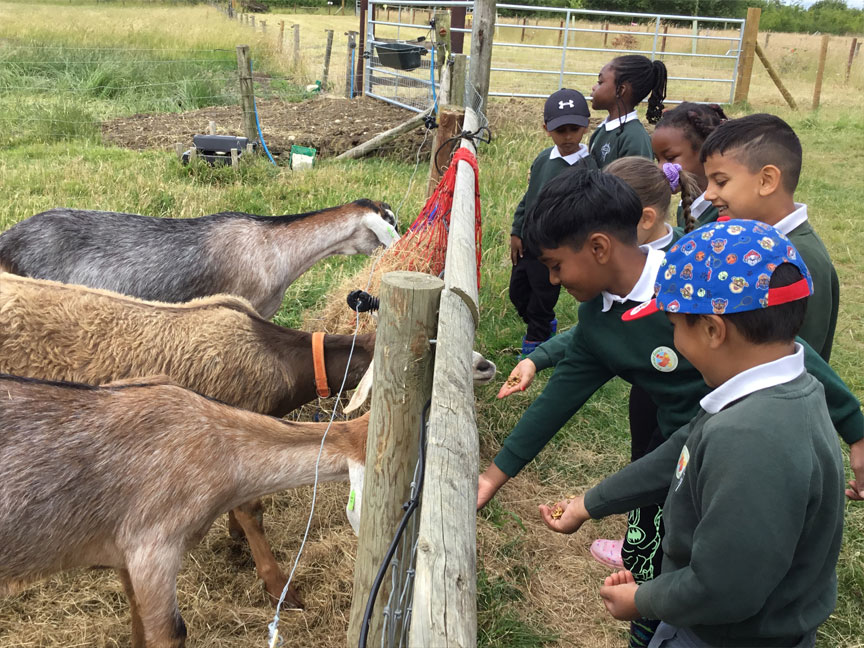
xmin=624 ymin=385 xmax=667 ymax=647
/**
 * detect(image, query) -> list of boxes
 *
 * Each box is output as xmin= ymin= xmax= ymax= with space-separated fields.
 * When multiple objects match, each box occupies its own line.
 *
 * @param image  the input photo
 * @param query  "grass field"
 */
xmin=1 ymin=2 xmax=863 ymax=647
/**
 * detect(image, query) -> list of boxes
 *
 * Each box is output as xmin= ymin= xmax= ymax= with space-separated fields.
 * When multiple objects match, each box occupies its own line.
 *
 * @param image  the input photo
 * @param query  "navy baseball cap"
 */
xmin=623 ymin=219 xmax=812 ymax=321
xmin=544 ymin=88 xmax=590 ymax=131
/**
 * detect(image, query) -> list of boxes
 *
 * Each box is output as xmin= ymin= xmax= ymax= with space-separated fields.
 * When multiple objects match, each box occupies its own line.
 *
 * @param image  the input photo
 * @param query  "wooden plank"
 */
xmin=733 ymin=7 xmax=761 ymax=104
xmin=335 ymin=109 xmax=431 ymax=160
xmin=450 ymin=53 xmax=468 ymax=109
xmin=755 ymin=43 xmax=797 ymax=110
xmin=347 ymin=271 xmax=444 ymax=648
xmin=847 ymin=37 xmax=858 ymax=84
xmin=408 ymin=107 xmax=480 ymax=648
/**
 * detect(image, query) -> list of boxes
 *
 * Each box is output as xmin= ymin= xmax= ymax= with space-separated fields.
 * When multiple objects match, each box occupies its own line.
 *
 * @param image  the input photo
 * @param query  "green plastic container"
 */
xmin=290 ymin=145 xmax=317 ymax=171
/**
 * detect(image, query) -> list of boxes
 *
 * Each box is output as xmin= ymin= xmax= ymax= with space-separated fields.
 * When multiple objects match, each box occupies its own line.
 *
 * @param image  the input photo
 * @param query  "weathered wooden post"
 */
xmin=261 ymin=19 xmax=266 ymax=33
xmin=520 ymin=16 xmax=527 ymax=43
xmin=813 ymin=33 xmax=830 ymax=110
xmin=322 ymin=29 xmax=334 ymax=91
xmin=236 ymin=45 xmax=258 ymax=144
xmin=733 ymin=7 xmax=761 ymax=104
xmin=603 ymin=19 xmax=609 ymax=47
xmin=346 ymin=272 xmax=444 ymax=648
xmin=293 ymin=23 xmax=301 ymax=67
xmin=661 ymin=23 xmax=668 ymax=52
xmin=208 ymin=120 xmax=216 ymax=135
xmin=345 ymin=30 xmax=358 ymax=97
xmin=278 ymin=20 xmax=285 ymax=53
xmin=250 ymin=15 xmax=255 ymax=29
xmin=846 ymin=37 xmax=858 ymax=84
xmin=468 ymin=0 xmax=495 ymax=115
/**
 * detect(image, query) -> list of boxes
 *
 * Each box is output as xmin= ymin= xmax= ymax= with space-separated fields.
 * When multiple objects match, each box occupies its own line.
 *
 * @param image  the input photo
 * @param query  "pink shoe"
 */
xmin=590 ymin=538 xmax=624 ymax=569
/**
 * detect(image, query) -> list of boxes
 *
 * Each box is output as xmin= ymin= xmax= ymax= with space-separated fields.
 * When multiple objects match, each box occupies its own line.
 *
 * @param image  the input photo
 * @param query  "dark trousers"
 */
xmin=624 ymin=385 xmax=665 ymax=647
xmin=508 ymin=254 xmax=560 ymax=341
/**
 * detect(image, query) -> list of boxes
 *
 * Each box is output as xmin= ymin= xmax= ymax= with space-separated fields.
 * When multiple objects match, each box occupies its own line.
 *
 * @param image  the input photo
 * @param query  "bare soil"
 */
xmin=101 ymin=95 xmax=433 ymax=162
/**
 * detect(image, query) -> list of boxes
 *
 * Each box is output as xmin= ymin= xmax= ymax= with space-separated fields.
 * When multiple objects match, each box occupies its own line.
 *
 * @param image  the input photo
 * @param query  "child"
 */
xmin=700 ymin=113 xmax=839 ymax=362
xmin=509 ymin=88 xmax=595 ymax=357
xmin=479 ymin=168 xmax=864 ymax=646
xmin=589 ymin=55 xmax=667 ymax=168
xmin=651 ymin=102 xmax=728 ymax=229
xmin=539 ymin=220 xmax=844 ymax=648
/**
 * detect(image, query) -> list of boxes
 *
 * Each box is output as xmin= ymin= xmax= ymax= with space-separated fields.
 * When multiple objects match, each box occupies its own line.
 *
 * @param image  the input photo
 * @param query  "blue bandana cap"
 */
xmin=623 ymin=219 xmax=813 ymax=321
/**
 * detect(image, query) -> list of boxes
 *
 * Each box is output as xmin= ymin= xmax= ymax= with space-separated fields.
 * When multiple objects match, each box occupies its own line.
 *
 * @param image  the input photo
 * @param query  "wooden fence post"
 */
xmin=846 ymin=37 xmax=858 ymax=84
xmin=449 ymin=52 xmax=468 ymax=109
xmin=468 ymin=0 xmax=495 ymax=115
xmin=235 ymin=45 xmax=258 ymax=144
xmin=346 ymin=272 xmax=444 ymax=648
xmin=603 ymin=20 xmax=608 ymax=47
xmin=558 ymin=19 xmax=564 ymax=46
xmin=250 ymin=15 xmax=255 ymax=29
xmin=661 ymin=23 xmax=668 ymax=52
xmin=764 ymin=30 xmax=770 ymax=47
xmin=733 ymin=7 xmax=761 ymax=104
xmin=520 ymin=17 xmax=527 ymax=43
xmin=260 ymin=19 xmax=266 ymax=33
xmin=293 ymin=23 xmax=301 ymax=67
xmin=813 ymin=33 xmax=830 ymax=110
xmin=322 ymin=29 xmax=334 ymax=90
xmin=755 ymin=43 xmax=797 ymax=110
xmin=278 ymin=20 xmax=285 ymax=53
xmin=345 ymin=30 xmax=358 ymax=98
xmin=451 ymin=5 xmax=466 ymax=54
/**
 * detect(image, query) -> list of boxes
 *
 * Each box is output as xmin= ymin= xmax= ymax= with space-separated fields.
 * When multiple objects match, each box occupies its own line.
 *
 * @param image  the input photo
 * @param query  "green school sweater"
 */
xmin=494 ymin=298 xmax=863 ymax=478
xmin=588 ymin=115 xmax=653 ymax=169
xmin=510 ymin=147 xmax=596 ymax=238
xmin=585 ymin=374 xmax=844 ymax=645
xmin=787 ymin=221 xmax=839 ymax=362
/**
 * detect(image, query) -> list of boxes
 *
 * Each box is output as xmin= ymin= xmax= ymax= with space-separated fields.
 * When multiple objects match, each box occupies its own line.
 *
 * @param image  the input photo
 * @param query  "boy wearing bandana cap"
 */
xmin=540 ymin=219 xmax=844 ymax=648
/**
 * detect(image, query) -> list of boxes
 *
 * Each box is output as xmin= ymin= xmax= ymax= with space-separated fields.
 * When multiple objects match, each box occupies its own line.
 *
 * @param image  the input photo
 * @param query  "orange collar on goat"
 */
xmin=312 ymin=332 xmax=331 ymax=398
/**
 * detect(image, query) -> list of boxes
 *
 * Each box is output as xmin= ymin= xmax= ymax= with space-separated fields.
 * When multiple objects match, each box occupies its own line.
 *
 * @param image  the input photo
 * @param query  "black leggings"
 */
xmin=623 ymin=385 xmax=666 ymax=647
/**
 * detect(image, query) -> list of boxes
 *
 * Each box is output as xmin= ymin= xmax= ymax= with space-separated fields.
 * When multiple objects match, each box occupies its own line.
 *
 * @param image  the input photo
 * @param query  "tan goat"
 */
xmin=0 ymin=272 xmax=375 ymax=607
xmin=0 ymin=373 xmax=368 ymax=648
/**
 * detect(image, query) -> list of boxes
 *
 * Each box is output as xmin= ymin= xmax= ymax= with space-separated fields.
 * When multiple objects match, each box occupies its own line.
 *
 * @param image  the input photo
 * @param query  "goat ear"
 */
xmin=344 ymin=361 xmax=374 ymax=413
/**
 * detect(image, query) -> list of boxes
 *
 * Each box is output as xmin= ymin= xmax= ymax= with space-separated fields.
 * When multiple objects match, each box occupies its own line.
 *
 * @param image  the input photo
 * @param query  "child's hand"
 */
xmin=477 ymin=463 xmax=510 ymax=510
xmin=538 ymin=495 xmax=590 ymax=534
xmin=510 ymin=235 xmax=524 ymax=266
xmin=846 ymin=438 xmax=864 ymax=501
xmin=497 ymin=359 xmax=536 ymax=398
xmin=599 ymin=570 xmax=640 ymax=621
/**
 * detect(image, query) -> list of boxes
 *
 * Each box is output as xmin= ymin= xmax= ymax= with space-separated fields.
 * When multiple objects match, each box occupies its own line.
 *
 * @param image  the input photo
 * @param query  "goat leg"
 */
xmin=231 ymin=501 xmax=304 ymax=609
xmin=118 ymin=568 xmax=146 ymax=648
xmin=125 ymin=550 xmax=187 ymax=648
xmin=227 ymin=499 xmax=265 ymax=542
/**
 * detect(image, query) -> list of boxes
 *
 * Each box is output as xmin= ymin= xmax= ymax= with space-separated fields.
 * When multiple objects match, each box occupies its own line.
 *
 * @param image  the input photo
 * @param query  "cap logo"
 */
xmin=651 ymin=346 xmax=679 ymax=373
xmin=558 ymin=99 xmax=574 ymax=109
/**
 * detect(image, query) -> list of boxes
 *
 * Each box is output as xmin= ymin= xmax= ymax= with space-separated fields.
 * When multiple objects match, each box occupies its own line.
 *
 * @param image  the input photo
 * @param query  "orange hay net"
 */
xmin=387 ymin=147 xmax=483 ymax=287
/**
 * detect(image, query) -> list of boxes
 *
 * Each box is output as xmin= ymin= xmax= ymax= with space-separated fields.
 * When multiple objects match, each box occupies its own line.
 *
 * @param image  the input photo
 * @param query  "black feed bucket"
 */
xmin=374 ymin=42 xmax=427 ymax=71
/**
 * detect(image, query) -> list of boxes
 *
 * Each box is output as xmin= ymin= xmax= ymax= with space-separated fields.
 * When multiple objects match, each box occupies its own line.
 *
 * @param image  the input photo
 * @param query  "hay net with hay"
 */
xmin=305 ymin=147 xmax=482 ymax=335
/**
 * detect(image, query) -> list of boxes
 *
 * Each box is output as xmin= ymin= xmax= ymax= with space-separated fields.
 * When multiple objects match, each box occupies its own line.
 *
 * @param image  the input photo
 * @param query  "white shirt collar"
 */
xmin=773 ymin=203 xmax=808 ymax=236
xmin=690 ymin=191 xmax=711 ymax=219
xmin=699 ymin=343 xmax=805 ymax=414
xmin=646 ymin=224 xmax=674 ymax=251
xmin=601 ymin=246 xmax=665 ymax=312
xmin=601 ymin=110 xmax=639 ymax=131
xmin=549 ymin=143 xmax=590 ymax=165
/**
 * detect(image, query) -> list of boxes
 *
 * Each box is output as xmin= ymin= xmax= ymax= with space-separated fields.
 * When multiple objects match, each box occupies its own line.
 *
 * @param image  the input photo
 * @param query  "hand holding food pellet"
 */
xmin=497 ymin=358 xmax=537 ymax=398
xmin=539 ymin=495 xmax=591 ymax=535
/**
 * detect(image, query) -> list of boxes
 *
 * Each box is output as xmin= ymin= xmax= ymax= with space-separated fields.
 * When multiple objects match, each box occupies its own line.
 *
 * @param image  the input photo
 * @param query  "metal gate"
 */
xmin=363 ymin=0 xmax=746 ymax=112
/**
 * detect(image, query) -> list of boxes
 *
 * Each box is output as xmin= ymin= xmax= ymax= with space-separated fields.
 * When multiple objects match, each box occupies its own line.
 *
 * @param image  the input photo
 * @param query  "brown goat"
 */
xmin=0 ymin=373 xmax=367 ymax=648
xmin=0 ymin=272 xmax=375 ymax=607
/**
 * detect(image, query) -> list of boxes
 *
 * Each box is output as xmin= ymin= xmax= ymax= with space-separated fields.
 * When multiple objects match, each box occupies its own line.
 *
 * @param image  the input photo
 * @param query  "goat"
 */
xmin=0 ymin=199 xmax=399 ymax=319
xmin=0 ymin=272 xmax=496 ymax=606
xmin=0 ymin=373 xmax=367 ymax=648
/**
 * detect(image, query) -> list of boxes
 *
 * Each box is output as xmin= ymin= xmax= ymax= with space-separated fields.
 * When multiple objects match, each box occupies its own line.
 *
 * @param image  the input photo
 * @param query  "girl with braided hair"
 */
xmin=588 ymin=55 xmax=668 ymax=169
xmin=652 ymin=102 xmax=728 ymax=229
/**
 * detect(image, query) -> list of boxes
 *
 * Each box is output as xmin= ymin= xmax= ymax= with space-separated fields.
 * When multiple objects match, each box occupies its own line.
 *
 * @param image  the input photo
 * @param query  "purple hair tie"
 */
xmin=663 ymin=163 xmax=682 ymax=192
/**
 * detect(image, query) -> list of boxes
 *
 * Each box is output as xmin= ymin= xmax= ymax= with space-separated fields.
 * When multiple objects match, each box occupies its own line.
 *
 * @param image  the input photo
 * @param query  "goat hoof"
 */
xmin=266 ymin=581 xmax=304 ymax=610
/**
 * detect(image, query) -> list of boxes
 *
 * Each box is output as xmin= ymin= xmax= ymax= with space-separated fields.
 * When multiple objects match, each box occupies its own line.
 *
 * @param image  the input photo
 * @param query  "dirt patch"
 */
xmin=101 ymin=95 xmax=432 ymax=162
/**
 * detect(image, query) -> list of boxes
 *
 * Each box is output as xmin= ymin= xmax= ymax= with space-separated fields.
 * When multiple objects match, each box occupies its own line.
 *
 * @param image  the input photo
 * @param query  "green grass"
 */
xmin=1 ymin=3 xmax=863 ymax=647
